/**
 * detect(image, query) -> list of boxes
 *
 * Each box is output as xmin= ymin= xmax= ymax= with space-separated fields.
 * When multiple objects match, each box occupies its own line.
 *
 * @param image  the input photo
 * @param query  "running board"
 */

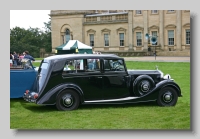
xmin=85 ymin=97 xmax=139 ymax=103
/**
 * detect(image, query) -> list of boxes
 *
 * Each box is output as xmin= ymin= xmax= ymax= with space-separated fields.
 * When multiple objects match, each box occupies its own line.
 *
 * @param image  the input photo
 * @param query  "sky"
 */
xmin=10 ymin=10 xmax=51 ymax=31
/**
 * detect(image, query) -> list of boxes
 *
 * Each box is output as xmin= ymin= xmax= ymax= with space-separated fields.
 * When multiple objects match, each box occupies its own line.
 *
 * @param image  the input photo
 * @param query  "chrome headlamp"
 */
xmin=163 ymin=74 xmax=171 ymax=79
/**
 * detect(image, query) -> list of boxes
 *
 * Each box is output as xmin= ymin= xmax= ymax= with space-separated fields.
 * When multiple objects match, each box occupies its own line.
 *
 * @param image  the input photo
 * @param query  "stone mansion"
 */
xmin=49 ymin=10 xmax=190 ymax=56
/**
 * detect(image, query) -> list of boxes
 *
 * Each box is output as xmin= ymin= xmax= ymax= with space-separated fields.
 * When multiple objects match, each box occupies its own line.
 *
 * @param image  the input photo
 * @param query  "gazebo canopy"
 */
xmin=56 ymin=40 xmax=93 ymax=54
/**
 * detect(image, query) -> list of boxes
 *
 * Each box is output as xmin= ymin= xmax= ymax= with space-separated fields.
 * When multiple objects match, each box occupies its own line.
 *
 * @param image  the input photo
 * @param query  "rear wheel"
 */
xmin=157 ymin=87 xmax=178 ymax=106
xmin=56 ymin=89 xmax=80 ymax=111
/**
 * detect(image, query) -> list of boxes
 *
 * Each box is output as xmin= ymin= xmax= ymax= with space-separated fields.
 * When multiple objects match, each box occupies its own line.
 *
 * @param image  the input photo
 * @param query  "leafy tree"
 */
xmin=41 ymin=20 xmax=52 ymax=52
xmin=10 ymin=20 xmax=52 ymax=58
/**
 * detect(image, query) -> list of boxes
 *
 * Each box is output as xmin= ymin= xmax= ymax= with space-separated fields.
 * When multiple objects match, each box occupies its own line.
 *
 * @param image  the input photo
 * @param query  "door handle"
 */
xmin=97 ymin=77 xmax=102 ymax=78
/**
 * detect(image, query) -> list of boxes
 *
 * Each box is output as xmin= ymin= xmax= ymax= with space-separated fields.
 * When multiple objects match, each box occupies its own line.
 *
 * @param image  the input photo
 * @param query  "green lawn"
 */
xmin=35 ymin=58 xmax=44 ymax=60
xmin=10 ymin=61 xmax=190 ymax=129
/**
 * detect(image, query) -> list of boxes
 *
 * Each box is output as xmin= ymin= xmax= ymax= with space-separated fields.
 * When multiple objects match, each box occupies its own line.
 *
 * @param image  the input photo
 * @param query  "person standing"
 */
xmin=23 ymin=51 xmax=35 ymax=62
xmin=13 ymin=51 xmax=18 ymax=67
xmin=10 ymin=52 xmax=14 ymax=67
xmin=18 ymin=53 xmax=24 ymax=66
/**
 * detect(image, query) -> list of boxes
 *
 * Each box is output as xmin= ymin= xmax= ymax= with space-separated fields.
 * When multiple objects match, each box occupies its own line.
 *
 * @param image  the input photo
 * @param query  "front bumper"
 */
xmin=23 ymin=90 xmax=38 ymax=103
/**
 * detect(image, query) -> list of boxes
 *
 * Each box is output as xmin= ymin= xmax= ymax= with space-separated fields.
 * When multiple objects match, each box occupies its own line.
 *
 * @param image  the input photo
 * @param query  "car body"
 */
xmin=10 ymin=58 xmax=38 ymax=98
xmin=23 ymin=54 xmax=182 ymax=111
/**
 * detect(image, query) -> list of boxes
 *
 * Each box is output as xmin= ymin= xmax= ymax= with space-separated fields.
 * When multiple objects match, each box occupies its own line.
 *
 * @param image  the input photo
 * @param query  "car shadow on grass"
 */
xmin=78 ymin=101 xmax=158 ymax=110
xmin=10 ymin=98 xmax=58 ymax=112
xmin=23 ymin=105 xmax=58 ymax=112
xmin=11 ymin=98 xmax=158 ymax=112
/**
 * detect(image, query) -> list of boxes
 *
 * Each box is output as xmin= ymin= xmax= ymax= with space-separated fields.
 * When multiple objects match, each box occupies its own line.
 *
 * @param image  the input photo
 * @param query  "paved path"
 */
xmin=123 ymin=56 xmax=190 ymax=62
xmin=35 ymin=56 xmax=190 ymax=63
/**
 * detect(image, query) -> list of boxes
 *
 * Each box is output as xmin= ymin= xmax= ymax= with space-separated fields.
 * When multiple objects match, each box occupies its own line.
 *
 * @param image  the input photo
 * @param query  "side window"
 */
xmin=62 ymin=58 xmax=100 ymax=75
xmin=103 ymin=59 xmax=125 ymax=71
xmin=62 ymin=60 xmax=74 ymax=74
xmin=62 ymin=59 xmax=81 ymax=75
xmin=86 ymin=58 xmax=100 ymax=71
xmin=72 ymin=59 xmax=82 ymax=71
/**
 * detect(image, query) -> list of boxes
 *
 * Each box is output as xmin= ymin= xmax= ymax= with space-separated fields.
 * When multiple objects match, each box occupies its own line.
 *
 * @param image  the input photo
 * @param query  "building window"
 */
xmin=136 ymin=32 xmax=142 ymax=46
xmin=65 ymin=29 xmax=70 ymax=43
xmin=104 ymin=34 xmax=109 ymax=46
xmin=151 ymin=31 xmax=158 ymax=45
xmin=136 ymin=10 xmax=142 ymax=15
xmin=186 ymin=29 xmax=190 ymax=45
xmin=119 ymin=33 xmax=124 ymax=46
xmin=151 ymin=10 xmax=158 ymax=14
xmin=168 ymin=30 xmax=174 ymax=45
xmin=90 ymin=34 xmax=94 ymax=46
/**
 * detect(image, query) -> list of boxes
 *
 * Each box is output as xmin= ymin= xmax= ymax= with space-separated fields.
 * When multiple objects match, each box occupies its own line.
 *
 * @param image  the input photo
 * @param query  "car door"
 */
xmin=69 ymin=59 xmax=103 ymax=101
xmin=101 ymin=59 xmax=130 ymax=100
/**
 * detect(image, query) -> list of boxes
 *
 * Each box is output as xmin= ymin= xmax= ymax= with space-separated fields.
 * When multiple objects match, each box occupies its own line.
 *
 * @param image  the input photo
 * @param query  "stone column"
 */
xmin=176 ymin=10 xmax=182 ymax=50
xmin=159 ymin=10 xmax=164 ymax=50
xmin=82 ymin=15 xmax=85 ymax=43
xmin=128 ymin=10 xmax=133 ymax=50
xmin=143 ymin=10 xmax=148 ymax=51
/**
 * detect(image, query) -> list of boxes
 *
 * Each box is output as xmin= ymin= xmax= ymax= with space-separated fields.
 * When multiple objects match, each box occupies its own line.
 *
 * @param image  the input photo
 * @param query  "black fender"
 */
xmin=129 ymin=79 xmax=181 ymax=102
xmin=36 ymin=83 xmax=84 ymax=105
xmin=133 ymin=75 xmax=155 ymax=96
xmin=155 ymin=80 xmax=182 ymax=97
xmin=141 ymin=79 xmax=182 ymax=99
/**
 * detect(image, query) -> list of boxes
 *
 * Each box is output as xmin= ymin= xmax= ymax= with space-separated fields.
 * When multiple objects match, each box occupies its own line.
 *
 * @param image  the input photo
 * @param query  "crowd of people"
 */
xmin=10 ymin=50 xmax=35 ymax=67
xmin=10 ymin=50 xmax=101 ymax=67
xmin=93 ymin=51 xmax=101 ymax=55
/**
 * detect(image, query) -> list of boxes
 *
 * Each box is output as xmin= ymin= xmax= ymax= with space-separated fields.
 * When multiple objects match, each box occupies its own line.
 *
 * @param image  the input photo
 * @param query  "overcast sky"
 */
xmin=10 ymin=10 xmax=51 ymax=30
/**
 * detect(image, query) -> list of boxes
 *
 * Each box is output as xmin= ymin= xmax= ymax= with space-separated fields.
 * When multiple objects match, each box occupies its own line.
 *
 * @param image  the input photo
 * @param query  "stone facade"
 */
xmin=50 ymin=10 xmax=190 ymax=56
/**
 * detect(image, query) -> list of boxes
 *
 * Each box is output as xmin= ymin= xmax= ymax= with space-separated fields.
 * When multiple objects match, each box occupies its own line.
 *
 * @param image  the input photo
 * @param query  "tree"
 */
xmin=10 ymin=27 xmax=41 ymax=57
xmin=41 ymin=20 xmax=52 ymax=52
xmin=10 ymin=20 xmax=52 ymax=57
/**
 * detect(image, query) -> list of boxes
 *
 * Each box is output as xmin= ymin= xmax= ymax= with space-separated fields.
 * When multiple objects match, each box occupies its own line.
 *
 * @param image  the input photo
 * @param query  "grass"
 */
xmin=35 ymin=58 xmax=44 ymax=60
xmin=10 ymin=61 xmax=190 ymax=129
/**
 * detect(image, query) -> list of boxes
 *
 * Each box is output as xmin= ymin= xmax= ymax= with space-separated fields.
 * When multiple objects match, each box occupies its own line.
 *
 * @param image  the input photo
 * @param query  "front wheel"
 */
xmin=157 ymin=87 xmax=178 ymax=106
xmin=56 ymin=89 xmax=80 ymax=111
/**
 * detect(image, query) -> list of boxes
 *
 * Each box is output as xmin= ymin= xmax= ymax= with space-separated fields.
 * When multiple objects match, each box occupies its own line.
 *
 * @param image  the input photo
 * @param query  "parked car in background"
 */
xmin=23 ymin=54 xmax=182 ymax=111
xmin=10 ymin=58 xmax=38 ymax=98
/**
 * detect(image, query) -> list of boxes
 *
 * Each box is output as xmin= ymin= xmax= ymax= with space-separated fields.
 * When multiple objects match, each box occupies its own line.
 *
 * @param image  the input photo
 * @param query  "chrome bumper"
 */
xmin=23 ymin=92 xmax=37 ymax=103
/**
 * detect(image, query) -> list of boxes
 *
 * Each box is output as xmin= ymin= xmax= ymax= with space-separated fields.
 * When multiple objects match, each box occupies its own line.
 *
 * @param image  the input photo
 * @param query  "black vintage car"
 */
xmin=23 ymin=54 xmax=182 ymax=111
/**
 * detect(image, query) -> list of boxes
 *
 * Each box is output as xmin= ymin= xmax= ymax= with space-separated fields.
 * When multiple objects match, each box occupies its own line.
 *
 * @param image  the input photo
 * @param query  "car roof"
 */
xmin=44 ymin=54 xmax=123 ymax=61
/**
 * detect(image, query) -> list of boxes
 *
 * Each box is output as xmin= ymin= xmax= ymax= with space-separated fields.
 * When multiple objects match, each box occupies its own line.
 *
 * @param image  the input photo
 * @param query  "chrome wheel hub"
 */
xmin=141 ymin=81 xmax=150 ymax=92
xmin=163 ymin=92 xmax=172 ymax=103
xmin=65 ymin=98 xmax=72 ymax=104
xmin=62 ymin=95 xmax=73 ymax=107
